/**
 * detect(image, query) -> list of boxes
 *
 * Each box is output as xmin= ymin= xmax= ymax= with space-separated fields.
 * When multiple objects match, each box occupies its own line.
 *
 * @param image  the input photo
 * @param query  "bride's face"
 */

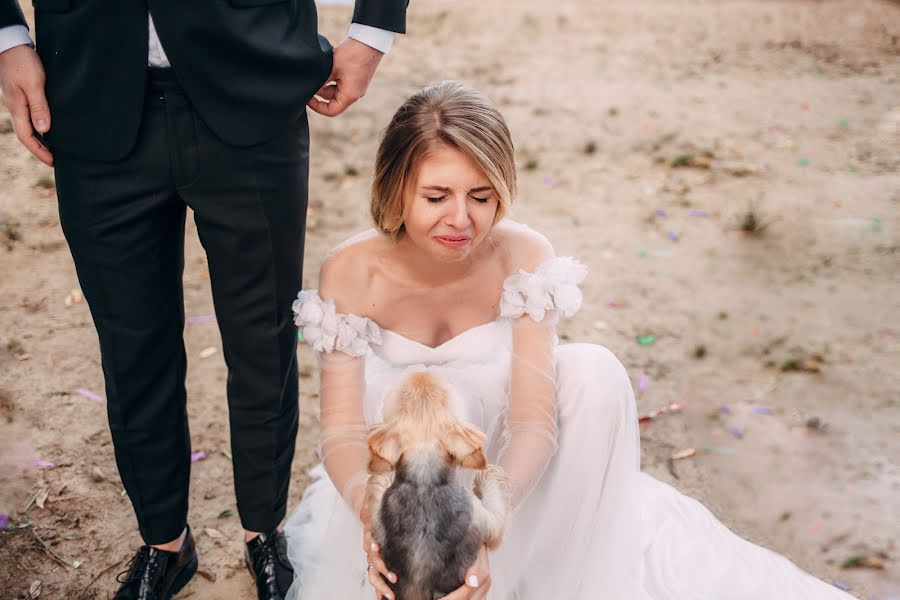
xmin=401 ymin=145 xmax=499 ymax=262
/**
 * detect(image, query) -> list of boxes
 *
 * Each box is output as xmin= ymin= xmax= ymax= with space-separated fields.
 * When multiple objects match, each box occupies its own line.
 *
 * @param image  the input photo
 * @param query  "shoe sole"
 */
xmin=165 ymin=554 xmax=199 ymax=600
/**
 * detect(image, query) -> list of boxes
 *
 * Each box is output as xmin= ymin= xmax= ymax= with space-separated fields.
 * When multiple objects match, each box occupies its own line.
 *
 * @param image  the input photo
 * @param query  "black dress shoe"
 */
xmin=245 ymin=530 xmax=294 ymax=600
xmin=114 ymin=525 xmax=198 ymax=600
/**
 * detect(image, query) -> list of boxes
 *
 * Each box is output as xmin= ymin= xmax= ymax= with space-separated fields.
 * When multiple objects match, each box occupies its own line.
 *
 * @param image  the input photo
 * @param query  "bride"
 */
xmin=284 ymin=81 xmax=854 ymax=599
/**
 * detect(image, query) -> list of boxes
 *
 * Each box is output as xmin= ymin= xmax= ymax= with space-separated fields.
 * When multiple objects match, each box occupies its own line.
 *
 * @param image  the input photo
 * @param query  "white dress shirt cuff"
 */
xmin=347 ymin=23 xmax=395 ymax=54
xmin=0 ymin=25 xmax=33 ymax=55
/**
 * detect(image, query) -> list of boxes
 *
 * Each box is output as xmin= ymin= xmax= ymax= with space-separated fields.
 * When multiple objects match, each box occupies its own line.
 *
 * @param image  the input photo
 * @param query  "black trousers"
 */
xmin=53 ymin=68 xmax=308 ymax=544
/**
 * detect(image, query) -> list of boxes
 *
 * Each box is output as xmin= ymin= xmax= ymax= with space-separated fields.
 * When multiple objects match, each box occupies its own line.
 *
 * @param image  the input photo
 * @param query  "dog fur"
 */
xmin=365 ymin=372 xmax=511 ymax=600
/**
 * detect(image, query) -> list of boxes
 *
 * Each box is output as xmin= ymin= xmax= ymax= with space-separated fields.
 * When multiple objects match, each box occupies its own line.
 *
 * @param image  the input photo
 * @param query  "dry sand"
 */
xmin=0 ymin=1 xmax=898 ymax=598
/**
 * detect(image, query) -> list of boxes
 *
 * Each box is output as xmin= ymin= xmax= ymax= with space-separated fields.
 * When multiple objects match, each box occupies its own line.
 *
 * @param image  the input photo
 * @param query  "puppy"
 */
xmin=365 ymin=372 xmax=511 ymax=600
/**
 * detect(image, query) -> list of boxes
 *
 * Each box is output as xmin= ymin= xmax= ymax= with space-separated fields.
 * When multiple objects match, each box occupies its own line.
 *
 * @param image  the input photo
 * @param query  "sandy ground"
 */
xmin=0 ymin=1 xmax=898 ymax=598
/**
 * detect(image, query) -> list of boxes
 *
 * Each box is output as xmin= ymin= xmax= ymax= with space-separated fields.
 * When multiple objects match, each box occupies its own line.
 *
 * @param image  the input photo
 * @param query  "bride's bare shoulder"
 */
xmin=491 ymin=220 xmax=556 ymax=273
xmin=318 ymin=229 xmax=387 ymax=314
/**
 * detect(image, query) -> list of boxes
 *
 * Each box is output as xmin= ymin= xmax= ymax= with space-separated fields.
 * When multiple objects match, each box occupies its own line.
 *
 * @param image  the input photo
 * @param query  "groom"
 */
xmin=0 ymin=1 xmax=407 ymax=599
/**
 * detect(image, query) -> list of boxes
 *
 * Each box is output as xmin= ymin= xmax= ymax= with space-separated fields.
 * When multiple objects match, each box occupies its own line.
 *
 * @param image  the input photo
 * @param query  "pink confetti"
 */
xmin=76 ymin=388 xmax=104 ymax=403
xmin=607 ymin=300 xmax=621 ymax=309
xmin=33 ymin=459 xmax=55 ymax=469
xmin=187 ymin=315 xmax=216 ymax=324
xmin=638 ymin=402 xmax=684 ymax=424
xmin=190 ymin=451 xmax=208 ymax=463
xmin=638 ymin=372 xmax=649 ymax=392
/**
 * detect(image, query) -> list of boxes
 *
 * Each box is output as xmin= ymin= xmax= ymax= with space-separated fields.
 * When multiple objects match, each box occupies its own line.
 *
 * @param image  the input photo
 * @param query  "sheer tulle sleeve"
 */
xmin=497 ymin=257 xmax=587 ymax=508
xmin=292 ymin=290 xmax=381 ymax=517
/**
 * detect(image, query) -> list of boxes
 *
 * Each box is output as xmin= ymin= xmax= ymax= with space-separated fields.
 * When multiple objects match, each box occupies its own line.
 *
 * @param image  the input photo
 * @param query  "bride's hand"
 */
xmin=440 ymin=545 xmax=491 ymax=599
xmin=361 ymin=506 xmax=397 ymax=599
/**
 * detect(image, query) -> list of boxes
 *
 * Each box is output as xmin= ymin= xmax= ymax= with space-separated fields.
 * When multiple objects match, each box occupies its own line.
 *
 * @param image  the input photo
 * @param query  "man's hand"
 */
xmin=308 ymin=37 xmax=383 ymax=118
xmin=0 ymin=44 xmax=52 ymax=165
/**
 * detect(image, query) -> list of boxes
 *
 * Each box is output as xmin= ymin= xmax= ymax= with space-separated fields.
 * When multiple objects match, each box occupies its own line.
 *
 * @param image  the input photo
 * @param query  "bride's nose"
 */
xmin=444 ymin=196 xmax=472 ymax=229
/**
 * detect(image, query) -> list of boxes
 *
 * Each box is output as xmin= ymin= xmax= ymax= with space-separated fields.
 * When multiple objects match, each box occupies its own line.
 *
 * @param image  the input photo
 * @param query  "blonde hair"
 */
xmin=371 ymin=81 xmax=517 ymax=239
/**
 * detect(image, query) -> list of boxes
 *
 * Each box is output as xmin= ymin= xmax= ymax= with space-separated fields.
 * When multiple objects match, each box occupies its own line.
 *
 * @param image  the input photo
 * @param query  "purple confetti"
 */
xmin=0 ymin=514 xmax=8 ymax=529
xmin=76 ymin=388 xmax=104 ymax=403
xmin=689 ymin=209 xmax=710 ymax=218
xmin=752 ymin=406 xmax=774 ymax=415
xmin=655 ymin=209 xmax=667 ymax=217
xmin=832 ymin=580 xmax=851 ymax=592
xmin=638 ymin=372 xmax=649 ymax=392
xmin=190 ymin=451 xmax=208 ymax=463
xmin=729 ymin=426 xmax=744 ymax=439
xmin=187 ymin=315 xmax=216 ymax=324
xmin=667 ymin=230 xmax=679 ymax=242
xmin=33 ymin=459 xmax=55 ymax=469
xmin=607 ymin=300 xmax=621 ymax=309
xmin=719 ymin=405 xmax=731 ymax=414
xmin=542 ymin=177 xmax=558 ymax=188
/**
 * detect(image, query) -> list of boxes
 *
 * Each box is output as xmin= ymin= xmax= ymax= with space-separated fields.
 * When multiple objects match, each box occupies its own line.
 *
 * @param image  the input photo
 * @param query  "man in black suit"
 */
xmin=0 ymin=1 xmax=407 ymax=598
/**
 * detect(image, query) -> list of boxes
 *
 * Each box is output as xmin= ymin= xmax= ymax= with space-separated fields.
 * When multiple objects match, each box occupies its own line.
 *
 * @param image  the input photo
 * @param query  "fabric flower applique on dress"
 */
xmin=499 ymin=256 xmax=587 ymax=322
xmin=292 ymin=290 xmax=382 ymax=356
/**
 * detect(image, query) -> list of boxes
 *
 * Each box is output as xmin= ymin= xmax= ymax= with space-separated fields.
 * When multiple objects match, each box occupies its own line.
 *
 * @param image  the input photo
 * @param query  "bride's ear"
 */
xmin=367 ymin=425 xmax=402 ymax=473
xmin=443 ymin=422 xmax=487 ymax=470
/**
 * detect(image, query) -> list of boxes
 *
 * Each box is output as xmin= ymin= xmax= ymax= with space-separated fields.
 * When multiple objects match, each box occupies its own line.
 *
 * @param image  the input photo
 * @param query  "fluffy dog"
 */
xmin=365 ymin=372 xmax=511 ymax=600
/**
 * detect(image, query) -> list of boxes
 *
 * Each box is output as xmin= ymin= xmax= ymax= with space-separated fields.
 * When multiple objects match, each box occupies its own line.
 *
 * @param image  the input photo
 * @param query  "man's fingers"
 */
xmin=8 ymin=92 xmax=53 ymax=166
xmin=307 ymin=82 xmax=361 ymax=118
xmin=313 ymin=82 xmax=338 ymax=101
xmin=26 ymin=85 xmax=51 ymax=133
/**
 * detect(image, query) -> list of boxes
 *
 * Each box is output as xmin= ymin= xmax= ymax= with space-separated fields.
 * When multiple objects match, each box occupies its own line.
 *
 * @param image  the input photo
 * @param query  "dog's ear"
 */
xmin=367 ymin=425 xmax=402 ymax=474
xmin=444 ymin=422 xmax=487 ymax=470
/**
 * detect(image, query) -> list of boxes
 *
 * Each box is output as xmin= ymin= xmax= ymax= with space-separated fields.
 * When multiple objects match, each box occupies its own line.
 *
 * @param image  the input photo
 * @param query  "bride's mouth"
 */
xmin=435 ymin=235 xmax=471 ymax=247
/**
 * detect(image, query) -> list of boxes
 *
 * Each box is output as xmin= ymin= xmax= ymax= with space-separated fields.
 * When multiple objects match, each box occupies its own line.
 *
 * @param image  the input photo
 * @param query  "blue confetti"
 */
xmin=689 ymin=209 xmax=710 ymax=218
xmin=832 ymin=579 xmax=851 ymax=592
xmin=729 ymin=426 xmax=744 ymax=439
xmin=752 ymin=406 xmax=774 ymax=415
xmin=719 ymin=406 xmax=731 ymax=414
xmin=667 ymin=230 xmax=679 ymax=242
xmin=655 ymin=209 xmax=667 ymax=217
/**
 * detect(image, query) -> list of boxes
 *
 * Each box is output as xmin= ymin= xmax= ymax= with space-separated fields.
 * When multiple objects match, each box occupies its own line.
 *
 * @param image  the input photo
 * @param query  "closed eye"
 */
xmin=471 ymin=196 xmax=490 ymax=203
xmin=426 ymin=195 xmax=447 ymax=203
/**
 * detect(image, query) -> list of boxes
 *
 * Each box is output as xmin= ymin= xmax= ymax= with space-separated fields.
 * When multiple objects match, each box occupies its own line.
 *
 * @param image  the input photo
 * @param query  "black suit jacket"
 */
xmin=0 ymin=0 xmax=407 ymax=160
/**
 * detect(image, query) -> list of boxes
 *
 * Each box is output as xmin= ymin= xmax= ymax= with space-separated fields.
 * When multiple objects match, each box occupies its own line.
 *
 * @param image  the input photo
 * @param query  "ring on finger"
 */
xmin=367 ymin=563 xmax=375 ymax=572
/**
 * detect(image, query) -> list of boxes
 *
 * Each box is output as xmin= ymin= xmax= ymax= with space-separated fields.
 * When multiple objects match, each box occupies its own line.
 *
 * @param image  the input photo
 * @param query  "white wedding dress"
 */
xmin=283 ymin=256 xmax=854 ymax=600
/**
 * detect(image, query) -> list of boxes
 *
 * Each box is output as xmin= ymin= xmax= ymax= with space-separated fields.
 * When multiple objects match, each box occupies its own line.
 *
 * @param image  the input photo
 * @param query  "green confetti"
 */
xmin=839 ymin=119 xmax=849 ymax=128
xmin=873 ymin=217 xmax=882 ymax=232
xmin=797 ymin=157 xmax=810 ymax=166
xmin=297 ymin=330 xmax=304 ymax=342
xmin=637 ymin=248 xmax=647 ymax=257
xmin=636 ymin=335 xmax=656 ymax=346
xmin=218 ymin=509 xmax=233 ymax=519
xmin=701 ymin=444 xmax=712 ymax=454
xmin=222 ymin=449 xmax=233 ymax=461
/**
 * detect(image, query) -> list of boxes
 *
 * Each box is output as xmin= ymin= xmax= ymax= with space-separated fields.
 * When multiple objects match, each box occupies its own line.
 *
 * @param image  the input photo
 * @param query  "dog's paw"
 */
xmin=474 ymin=465 xmax=510 ymax=499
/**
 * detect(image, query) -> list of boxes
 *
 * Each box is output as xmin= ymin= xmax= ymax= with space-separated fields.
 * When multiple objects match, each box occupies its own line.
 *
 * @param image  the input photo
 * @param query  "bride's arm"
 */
xmin=500 ymin=306 xmax=559 ymax=507
xmin=496 ymin=232 xmax=565 ymax=508
xmin=303 ymin=254 xmax=373 ymax=517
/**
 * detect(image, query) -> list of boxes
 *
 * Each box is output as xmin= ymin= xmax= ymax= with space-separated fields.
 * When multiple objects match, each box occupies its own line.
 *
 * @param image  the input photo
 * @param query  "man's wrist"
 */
xmin=0 ymin=25 xmax=33 ymax=56
xmin=347 ymin=23 xmax=395 ymax=54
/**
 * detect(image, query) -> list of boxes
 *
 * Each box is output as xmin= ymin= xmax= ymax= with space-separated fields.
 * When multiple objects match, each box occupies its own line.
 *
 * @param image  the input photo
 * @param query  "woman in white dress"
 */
xmin=283 ymin=81 xmax=855 ymax=599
